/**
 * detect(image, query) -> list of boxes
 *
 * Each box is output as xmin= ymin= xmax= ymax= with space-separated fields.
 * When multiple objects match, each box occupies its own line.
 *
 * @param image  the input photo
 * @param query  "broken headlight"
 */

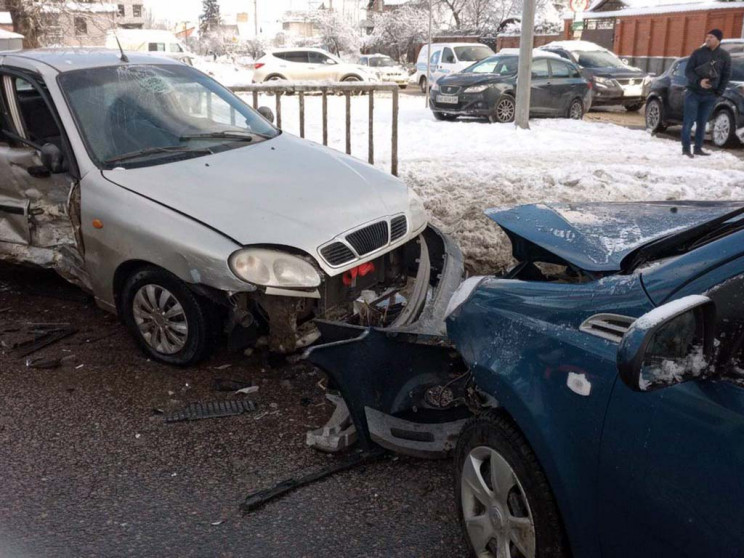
xmin=229 ymin=248 xmax=321 ymax=288
xmin=408 ymin=189 xmax=428 ymax=233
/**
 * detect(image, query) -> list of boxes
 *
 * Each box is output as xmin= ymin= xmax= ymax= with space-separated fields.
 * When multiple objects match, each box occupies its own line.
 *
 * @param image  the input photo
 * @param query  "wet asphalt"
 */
xmin=0 ymin=266 xmax=467 ymax=557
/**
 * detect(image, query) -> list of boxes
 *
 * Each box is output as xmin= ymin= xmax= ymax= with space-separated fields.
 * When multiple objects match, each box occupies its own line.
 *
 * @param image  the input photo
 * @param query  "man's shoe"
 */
xmin=694 ymin=148 xmax=711 ymax=156
xmin=683 ymin=149 xmax=694 ymax=158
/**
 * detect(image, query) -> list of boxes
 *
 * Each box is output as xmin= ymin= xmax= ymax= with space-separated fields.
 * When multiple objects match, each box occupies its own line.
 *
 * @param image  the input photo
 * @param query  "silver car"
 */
xmin=0 ymin=49 xmax=461 ymax=366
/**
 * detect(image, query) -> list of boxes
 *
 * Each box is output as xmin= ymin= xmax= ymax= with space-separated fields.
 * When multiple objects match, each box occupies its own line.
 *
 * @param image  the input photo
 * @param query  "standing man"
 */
xmin=681 ymin=29 xmax=731 ymax=157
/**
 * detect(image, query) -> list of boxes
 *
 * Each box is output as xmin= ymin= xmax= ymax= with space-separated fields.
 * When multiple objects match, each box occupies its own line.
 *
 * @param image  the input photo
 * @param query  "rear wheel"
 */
xmin=489 ymin=94 xmax=516 ymax=123
xmin=121 ymin=267 xmax=219 ymax=366
xmin=433 ymin=111 xmax=457 ymax=121
xmin=567 ymin=98 xmax=584 ymax=120
xmin=712 ymin=109 xmax=736 ymax=147
xmin=419 ymin=76 xmax=428 ymax=94
xmin=455 ymin=411 xmax=569 ymax=558
xmin=645 ymin=98 xmax=666 ymax=134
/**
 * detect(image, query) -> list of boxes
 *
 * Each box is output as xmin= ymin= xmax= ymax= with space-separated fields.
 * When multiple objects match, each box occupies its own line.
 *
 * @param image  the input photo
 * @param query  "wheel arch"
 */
xmin=340 ymin=73 xmax=363 ymax=81
xmin=263 ymin=73 xmax=287 ymax=82
xmin=112 ymin=259 xmax=163 ymax=315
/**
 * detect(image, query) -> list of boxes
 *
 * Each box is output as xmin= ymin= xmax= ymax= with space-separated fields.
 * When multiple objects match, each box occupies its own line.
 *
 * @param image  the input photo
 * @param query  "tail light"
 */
xmin=587 ymin=80 xmax=593 ymax=90
xmin=253 ymin=62 xmax=265 ymax=70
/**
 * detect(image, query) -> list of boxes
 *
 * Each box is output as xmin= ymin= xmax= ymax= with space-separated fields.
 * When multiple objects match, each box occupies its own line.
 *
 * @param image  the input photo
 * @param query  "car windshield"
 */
xmin=576 ymin=50 xmax=626 ymax=68
xmin=731 ymin=57 xmax=744 ymax=81
xmin=58 ymin=64 xmax=279 ymax=169
xmin=455 ymin=45 xmax=494 ymax=61
xmin=466 ymin=55 xmax=518 ymax=75
xmin=369 ymin=56 xmax=396 ymax=67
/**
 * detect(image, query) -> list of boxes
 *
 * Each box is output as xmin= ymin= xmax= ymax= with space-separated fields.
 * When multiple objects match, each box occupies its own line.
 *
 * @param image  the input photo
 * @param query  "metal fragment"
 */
xmin=164 ymin=399 xmax=257 ymax=423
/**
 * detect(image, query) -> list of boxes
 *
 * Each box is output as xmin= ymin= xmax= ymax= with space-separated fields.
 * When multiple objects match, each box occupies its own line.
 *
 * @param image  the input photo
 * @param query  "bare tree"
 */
xmin=8 ymin=1 xmax=116 ymax=48
xmin=366 ymin=5 xmax=428 ymax=62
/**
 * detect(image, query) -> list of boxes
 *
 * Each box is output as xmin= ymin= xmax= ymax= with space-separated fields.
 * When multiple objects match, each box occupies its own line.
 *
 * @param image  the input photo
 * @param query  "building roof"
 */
xmin=3 ymin=49 xmax=181 ymax=72
xmin=586 ymin=0 xmax=744 ymax=18
xmin=0 ymin=28 xmax=23 ymax=39
xmin=0 ymin=11 xmax=12 ymax=25
xmin=41 ymin=2 xmax=118 ymax=14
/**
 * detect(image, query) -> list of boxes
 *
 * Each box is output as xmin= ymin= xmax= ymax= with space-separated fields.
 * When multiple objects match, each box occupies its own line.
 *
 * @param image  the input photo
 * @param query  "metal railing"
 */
xmin=230 ymin=82 xmax=400 ymax=176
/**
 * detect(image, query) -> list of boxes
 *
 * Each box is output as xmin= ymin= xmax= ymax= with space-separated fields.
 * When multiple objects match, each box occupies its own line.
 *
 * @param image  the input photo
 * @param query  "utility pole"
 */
xmin=425 ymin=0 xmax=433 ymax=107
xmin=254 ymin=0 xmax=258 ymax=37
xmin=514 ymin=0 xmax=536 ymax=129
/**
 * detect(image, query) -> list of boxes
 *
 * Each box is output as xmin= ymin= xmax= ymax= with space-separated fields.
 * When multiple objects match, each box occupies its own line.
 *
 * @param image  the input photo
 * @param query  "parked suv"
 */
xmin=412 ymin=42 xmax=494 ymax=93
xmin=429 ymin=52 xmax=591 ymax=122
xmin=645 ymin=53 xmax=744 ymax=147
xmin=357 ymin=54 xmax=409 ymax=87
xmin=539 ymin=40 xmax=648 ymax=111
xmin=0 ymin=50 xmax=459 ymax=366
xmin=252 ymin=48 xmax=377 ymax=83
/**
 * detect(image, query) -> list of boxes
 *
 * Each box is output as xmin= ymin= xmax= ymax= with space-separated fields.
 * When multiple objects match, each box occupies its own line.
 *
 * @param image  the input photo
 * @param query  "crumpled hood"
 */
xmin=486 ymin=202 xmax=744 ymax=273
xmin=102 ymin=134 xmax=409 ymax=271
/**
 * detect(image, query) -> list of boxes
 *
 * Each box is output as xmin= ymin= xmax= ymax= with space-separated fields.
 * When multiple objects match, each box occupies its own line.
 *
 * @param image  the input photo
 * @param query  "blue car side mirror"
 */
xmin=617 ymin=295 xmax=717 ymax=392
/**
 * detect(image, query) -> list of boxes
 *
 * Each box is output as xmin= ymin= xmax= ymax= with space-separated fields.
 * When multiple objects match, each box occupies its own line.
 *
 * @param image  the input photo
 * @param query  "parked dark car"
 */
xmin=645 ymin=53 xmax=744 ymax=147
xmin=429 ymin=53 xmax=592 ymax=123
xmin=307 ymin=201 xmax=744 ymax=558
xmin=539 ymin=40 xmax=649 ymax=111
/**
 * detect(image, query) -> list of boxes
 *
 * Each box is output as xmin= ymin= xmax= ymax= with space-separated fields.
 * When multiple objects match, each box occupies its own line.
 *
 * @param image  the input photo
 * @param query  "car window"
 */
xmin=169 ymin=43 xmax=183 ymax=53
xmin=550 ymin=60 xmax=572 ymax=78
xmin=705 ymin=273 xmax=744 ymax=373
xmin=442 ymin=47 xmax=455 ymax=64
xmin=672 ymin=59 xmax=688 ymax=77
xmin=431 ymin=50 xmax=441 ymax=66
xmin=58 ymin=64 xmax=279 ymax=169
xmin=531 ymin=58 xmax=550 ymax=79
xmin=309 ymin=51 xmax=335 ymax=65
xmin=357 ymin=57 xmax=367 ymax=65
xmin=576 ymin=50 xmax=626 ymax=68
xmin=454 ymin=45 xmax=494 ymax=61
xmin=275 ymin=51 xmax=308 ymax=63
xmin=148 ymin=43 xmax=166 ymax=52
xmin=467 ymin=55 xmax=518 ymax=75
xmin=731 ymin=58 xmax=744 ymax=82
xmin=12 ymin=76 xmax=62 ymax=146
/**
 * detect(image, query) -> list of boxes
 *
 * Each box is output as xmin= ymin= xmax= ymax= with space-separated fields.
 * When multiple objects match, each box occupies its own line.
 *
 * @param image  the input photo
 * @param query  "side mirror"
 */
xmin=257 ymin=106 xmax=275 ymax=124
xmin=40 ymin=143 xmax=67 ymax=174
xmin=617 ymin=295 xmax=716 ymax=392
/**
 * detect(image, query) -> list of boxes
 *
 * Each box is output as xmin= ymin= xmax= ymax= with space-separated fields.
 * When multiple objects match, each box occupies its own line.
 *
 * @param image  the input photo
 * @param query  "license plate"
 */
xmin=623 ymin=84 xmax=642 ymax=97
xmin=436 ymin=95 xmax=458 ymax=104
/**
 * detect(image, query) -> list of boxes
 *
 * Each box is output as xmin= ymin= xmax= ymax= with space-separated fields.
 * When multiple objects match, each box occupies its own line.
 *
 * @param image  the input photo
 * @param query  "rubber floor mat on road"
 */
xmin=164 ymin=400 xmax=258 ymax=423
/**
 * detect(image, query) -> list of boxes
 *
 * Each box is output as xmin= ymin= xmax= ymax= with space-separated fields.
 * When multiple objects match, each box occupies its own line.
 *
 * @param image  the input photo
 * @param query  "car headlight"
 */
xmin=408 ymin=189 xmax=428 ymax=232
xmin=594 ymin=76 xmax=617 ymax=88
xmin=229 ymin=248 xmax=321 ymax=288
xmin=464 ymin=84 xmax=490 ymax=93
xmin=431 ymin=81 xmax=440 ymax=92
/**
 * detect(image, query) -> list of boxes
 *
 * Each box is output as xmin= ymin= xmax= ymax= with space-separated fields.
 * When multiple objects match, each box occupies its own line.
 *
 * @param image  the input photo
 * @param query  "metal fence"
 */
xmin=230 ymin=82 xmax=400 ymax=176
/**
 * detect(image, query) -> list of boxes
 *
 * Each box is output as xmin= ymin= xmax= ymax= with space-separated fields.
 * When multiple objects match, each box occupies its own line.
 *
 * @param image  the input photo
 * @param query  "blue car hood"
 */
xmin=486 ymin=201 xmax=744 ymax=273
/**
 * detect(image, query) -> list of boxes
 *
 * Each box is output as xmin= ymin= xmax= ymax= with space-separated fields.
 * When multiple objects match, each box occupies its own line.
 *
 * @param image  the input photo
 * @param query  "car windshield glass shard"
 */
xmin=58 ymin=64 xmax=280 ymax=168
xmin=103 ymin=146 xmax=212 ymax=164
xmin=577 ymin=50 xmax=626 ymax=68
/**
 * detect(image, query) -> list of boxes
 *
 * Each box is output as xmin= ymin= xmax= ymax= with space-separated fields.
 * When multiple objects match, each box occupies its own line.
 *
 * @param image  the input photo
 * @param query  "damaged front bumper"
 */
xmin=304 ymin=225 xmax=474 ymax=459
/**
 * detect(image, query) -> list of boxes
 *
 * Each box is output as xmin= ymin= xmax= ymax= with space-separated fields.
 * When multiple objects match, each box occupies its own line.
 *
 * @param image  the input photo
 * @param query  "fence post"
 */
xmin=275 ymin=92 xmax=282 ymax=129
xmin=252 ymin=91 xmax=258 ymax=109
xmin=392 ymin=86 xmax=399 ymax=176
xmin=368 ymin=90 xmax=374 ymax=165
xmin=345 ymin=91 xmax=351 ymax=155
xmin=299 ymin=92 xmax=305 ymax=139
xmin=322 ymin=90 xmax=328 ymax=146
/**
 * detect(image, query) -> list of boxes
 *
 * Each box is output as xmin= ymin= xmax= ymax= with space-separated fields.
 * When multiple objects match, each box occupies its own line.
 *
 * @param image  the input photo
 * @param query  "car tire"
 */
xmin=645 ymin=98 xmax=666 ymax=134
xmin=400 ymin=84 xmax=408 ymax=90
xmin=455 ymin=411 xmax=569 ymax=558
xmin=419 ymin=76 xmax=428 ymax=94
xmin=121 ymin=266 xmax=219 ymax=367
xmin=433 ymin=111 xmax=457 ymax=121
xmin=264 ymin=74 xmax=286 ymax=82
xmin=712 ymin=108 xmax=737 ymax=148
xmin=567 ymin=98 xmax=584 ymax=120
xmin=489 ymin=94 xmax=516 ymax=123
xmin=624 ymin=102 xmax=644 ymax=112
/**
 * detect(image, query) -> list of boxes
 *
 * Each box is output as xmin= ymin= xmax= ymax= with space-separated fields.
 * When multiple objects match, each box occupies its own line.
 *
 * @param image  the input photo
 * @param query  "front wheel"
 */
xmin=644 ymin=98 xmax=666 ymax=134
xmin=712 ymin=109 xmax=737 ymax=147
xmin=489 ymin=94 xmax=516 ymax=123
xmin=455 ymin=411 xmax=569 ymax=558
xmin=419 ymin=76 xmax=428 ymax=94
xmin=567 ymin=98 xmax=584 ymax=120
xmin=121 ymin=266 xmax=219 ymax=366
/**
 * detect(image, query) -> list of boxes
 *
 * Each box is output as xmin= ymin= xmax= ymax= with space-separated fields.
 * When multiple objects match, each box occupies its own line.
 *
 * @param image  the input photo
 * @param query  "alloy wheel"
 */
xmin=713 ymin=111 xmax=732 ymax=147
xmin=132 ymin=284 xmax=189 ymax=355
xmin=569 ymin=101 xmax=583 ymax=120
xmin=646 ymin=100 xmax=661 ymax=131
xmin=495 ymin=98 xmax=515 ymax=123
xmin=461 ymin=446 xmax=536 ymax=558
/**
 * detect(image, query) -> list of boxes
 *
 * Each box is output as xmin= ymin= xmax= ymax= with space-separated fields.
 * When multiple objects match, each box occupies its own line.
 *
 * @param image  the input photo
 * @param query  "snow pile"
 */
xmin=239 ymin=93 xmax=744 ymax=273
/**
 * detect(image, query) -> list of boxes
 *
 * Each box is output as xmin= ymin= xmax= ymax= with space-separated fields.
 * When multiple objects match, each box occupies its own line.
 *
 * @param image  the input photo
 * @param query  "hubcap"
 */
xmin=461 ymin=446 xmax=536 ymax=558
xmin=713 ymin=113 xmax=731 ymax=146
xmin=647 ymin=101 xmax=660 ymax=129
xmin=570 ymin=102 xmax=582 ymax=119
xmin=496 ymin=99 xmax=515 ymax=122
xmin=133 ymin=284 xmax=188 ymax=355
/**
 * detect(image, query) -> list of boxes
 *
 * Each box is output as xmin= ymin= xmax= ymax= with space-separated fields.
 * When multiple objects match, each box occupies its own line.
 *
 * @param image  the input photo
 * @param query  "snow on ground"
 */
xmin=238 ymin=92 xmax=744 ymax=273
xmin=196 ymin=58 xmax=255 ymax=88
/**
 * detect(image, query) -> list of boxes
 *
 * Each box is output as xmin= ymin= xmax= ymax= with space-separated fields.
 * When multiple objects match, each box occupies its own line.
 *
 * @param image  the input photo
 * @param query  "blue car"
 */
xmin=307 ymin=201 xmax=744 ymax=558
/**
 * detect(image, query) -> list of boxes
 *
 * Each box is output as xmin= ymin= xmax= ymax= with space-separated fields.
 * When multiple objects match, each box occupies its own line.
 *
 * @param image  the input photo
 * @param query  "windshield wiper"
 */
xmin=104 ymin=146 xmax=212 ymax=165
xmin=180 ymin=131 xmax=259 ymax=141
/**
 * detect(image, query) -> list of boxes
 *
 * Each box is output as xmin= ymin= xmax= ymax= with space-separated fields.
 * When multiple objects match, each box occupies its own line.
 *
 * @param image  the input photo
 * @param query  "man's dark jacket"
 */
xmin=685 ymin=45 xmax=732 ymax=96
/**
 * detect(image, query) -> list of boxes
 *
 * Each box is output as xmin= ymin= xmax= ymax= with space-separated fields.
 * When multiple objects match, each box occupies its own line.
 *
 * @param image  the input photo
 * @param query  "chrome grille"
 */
xmin=440 ymin=85 xmax=460 ymax=95
xmin=390 ymin=215 xmax=408 ymax=241
xmin=320 ymin=242 xmax=355 ymax=266
xmin=346 ymin=221 xmax=389 ymax=256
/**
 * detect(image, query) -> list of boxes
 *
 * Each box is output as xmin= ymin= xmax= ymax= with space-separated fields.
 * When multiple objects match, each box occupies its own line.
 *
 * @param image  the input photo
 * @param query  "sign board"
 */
xmin=571 ymin=21 xmax=585 ymax=31
xmin=569 ymin=0 xmax=590 ymax=12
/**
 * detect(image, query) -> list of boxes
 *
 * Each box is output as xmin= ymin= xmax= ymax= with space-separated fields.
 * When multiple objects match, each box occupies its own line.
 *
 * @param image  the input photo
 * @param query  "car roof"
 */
xmin=1 ymin=48 xmax=181 ymax=73
xmin=540 ymin=40 xmax=608 ymax=53
xmin=270 ymin=47 xmax=330 ymax=54
xmin=496 ymin=49 xmax=570 ymax=62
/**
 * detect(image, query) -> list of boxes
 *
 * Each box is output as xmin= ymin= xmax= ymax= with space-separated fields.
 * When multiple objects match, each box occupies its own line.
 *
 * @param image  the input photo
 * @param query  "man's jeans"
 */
xmin=681 ymin=90 xmax=717 ymax=151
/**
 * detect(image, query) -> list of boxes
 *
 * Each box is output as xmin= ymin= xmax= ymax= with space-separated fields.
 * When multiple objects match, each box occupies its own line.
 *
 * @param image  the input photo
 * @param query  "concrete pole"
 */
xmin=254 ymin=0 xmax=258 ymax=37
xmin=514 ymin=0 xmax=536 ymax=129
xmin=425 ymin=0 xmax=433 ymax=108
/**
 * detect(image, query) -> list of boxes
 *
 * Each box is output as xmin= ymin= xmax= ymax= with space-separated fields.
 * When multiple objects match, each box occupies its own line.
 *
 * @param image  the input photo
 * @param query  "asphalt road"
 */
xmin=0 ymin=266 xmax=467 ymax=558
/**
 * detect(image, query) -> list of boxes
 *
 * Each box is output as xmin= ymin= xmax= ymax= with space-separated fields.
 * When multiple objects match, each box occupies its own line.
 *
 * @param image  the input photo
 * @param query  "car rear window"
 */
xmin=275 ymin=51 xmax=309 ymax=63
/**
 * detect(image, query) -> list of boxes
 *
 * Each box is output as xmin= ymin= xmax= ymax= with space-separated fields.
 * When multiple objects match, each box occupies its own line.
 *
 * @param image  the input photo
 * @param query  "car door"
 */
xmin=437 ymin=47 xmax=458 ymax=80
xmin=308 ymin=51 xmax=339 ymax=80
xmin=667 ymin=59 xmax=688 ymax=120
xmin=598 ymin=264 xmax=744 ymax=557
xmin=547 ymin=59 xmax=577 ymax=115
xmin=274 ymin=51 xmax=311 ymax=80
xmin=429 ymin=49 xmax=442 ymax=83
xmin=530 ymin=58 xmax=552 ymax=115
xmin=0 ymin=70 xmax=86 ymax=285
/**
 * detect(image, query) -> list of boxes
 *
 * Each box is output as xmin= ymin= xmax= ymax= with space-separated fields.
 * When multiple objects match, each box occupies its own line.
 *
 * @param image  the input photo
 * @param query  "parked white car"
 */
xmin=357 ymin=54 xmax=409 ymax=87
xmin=0 ymin=50 xmax=462 ymax=366
xmin=252 ymin=48 xmax=378 ymax=83
xmin=411 ymin=42 xmax=495 ymax=92
xmin=105 ymin=29 xmax=194 ymax=66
